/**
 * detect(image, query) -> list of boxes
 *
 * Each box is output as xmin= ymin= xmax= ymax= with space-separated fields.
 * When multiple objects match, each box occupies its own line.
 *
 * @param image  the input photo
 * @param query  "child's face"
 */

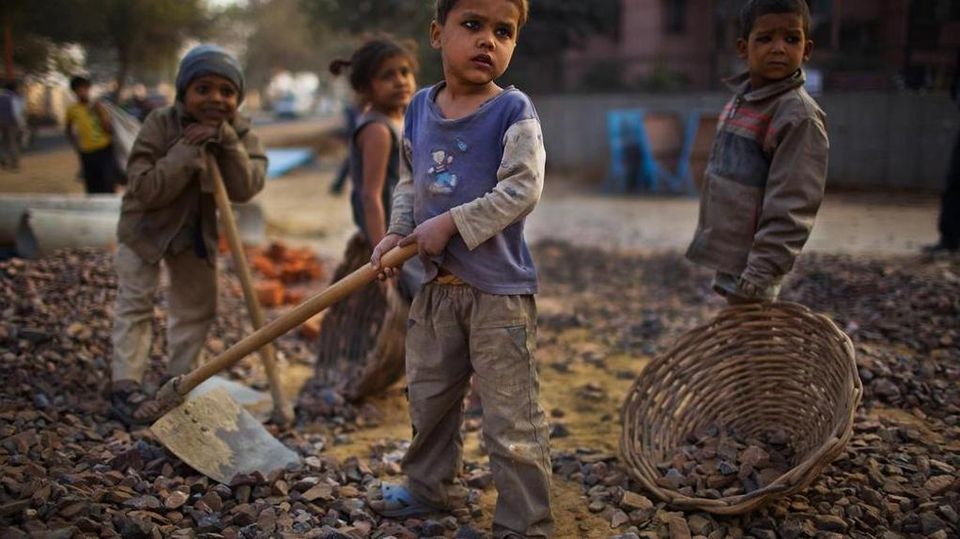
xmin=737 ymin=13 xmax=812 ymax=88
xmin=73 ymin=84 xmax=91 ymax=102
xmin=183 ymin=74 xmax=239 ymax=126
xmin=365 ymin=55 xmax=416 ymax=115
xmin=430 ymin=0 xmax=520 ymax=88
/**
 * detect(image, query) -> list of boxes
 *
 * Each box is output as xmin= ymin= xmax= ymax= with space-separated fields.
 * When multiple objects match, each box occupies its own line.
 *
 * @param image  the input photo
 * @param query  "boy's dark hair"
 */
xmin=69 ymin=76 xmax=91 ymax=92
xmin=435 ymin=0 xmax=529 ymax=29
xmin=330 ymin=36 xmax=418 ymax=93
xmin=739 ymin=0 xmax=810 ymax=39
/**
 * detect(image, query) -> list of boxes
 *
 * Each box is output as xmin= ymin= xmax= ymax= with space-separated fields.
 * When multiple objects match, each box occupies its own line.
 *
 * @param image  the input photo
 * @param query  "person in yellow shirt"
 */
xmin=65 ymin=76 xmax=118 ymax=193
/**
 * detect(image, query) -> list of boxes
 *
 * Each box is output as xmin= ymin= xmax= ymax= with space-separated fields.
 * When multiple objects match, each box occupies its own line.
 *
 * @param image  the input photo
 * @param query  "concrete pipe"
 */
xmin=16 ymin=208 xmax=119 ymax=259
xmin=0 ymin=194 xmax=121 ymax=245
xmin=1 ymin=194 xmax=265 ymax=250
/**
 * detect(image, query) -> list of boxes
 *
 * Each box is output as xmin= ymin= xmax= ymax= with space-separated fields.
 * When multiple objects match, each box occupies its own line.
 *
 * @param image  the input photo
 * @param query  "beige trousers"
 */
xmin=402 ymin=282 xmax=553 ymax=538
xmin=111 ymin=243 xmax=216 ymax=385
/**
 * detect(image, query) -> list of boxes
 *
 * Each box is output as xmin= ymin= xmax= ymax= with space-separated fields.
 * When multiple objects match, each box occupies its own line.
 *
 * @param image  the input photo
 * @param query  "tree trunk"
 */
xmin=3 ymin=18 xmax=13 ymax=81
xmin=114 ymin=44 xmax=129 ymax=99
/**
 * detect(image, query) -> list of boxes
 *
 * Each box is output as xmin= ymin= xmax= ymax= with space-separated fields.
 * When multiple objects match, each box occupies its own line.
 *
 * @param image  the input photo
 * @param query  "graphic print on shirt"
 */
xmin=427 ymin=149 xmax=458 ymax=194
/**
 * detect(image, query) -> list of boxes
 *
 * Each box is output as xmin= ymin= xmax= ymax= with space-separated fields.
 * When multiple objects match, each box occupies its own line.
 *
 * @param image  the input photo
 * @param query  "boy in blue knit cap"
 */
xmin=110 ymin=44 xmax=267 ymax=426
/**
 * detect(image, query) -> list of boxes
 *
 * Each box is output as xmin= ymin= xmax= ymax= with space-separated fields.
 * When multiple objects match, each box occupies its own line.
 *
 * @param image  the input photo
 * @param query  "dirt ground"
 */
xmin=240 ymin=157 xmax=950 ymax=538
xmin=2 ymin=121 xmax=941 ymax=257
xmin=1 ymin=127 xmax=956 ymax=538
xmin=251 ymin=168 xmax=942 ymax=259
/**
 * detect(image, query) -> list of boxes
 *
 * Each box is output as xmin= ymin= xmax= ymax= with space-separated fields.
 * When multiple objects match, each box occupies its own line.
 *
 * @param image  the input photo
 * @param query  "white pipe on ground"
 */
xmin=1 ymin=194 xmax=266 ymax=254
xmin=16 ymin=208 xmax=119 ymax=259
xmin=0 ymin=194 xmax=121 ymax=245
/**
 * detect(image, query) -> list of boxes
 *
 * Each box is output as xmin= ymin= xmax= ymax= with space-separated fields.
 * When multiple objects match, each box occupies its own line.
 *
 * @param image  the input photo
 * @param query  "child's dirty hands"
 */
xmin=371 ymin=233 xmax=404 ymax=280
xmin=182 ymin=123 xmax=219 ymax=146
xmin=405 ymin=212 xmax=457 ymax=258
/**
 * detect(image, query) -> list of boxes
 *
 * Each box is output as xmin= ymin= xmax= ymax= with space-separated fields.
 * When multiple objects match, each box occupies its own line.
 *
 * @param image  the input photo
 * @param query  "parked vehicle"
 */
xmin=273 ymin=90 xmax=315 ymax=118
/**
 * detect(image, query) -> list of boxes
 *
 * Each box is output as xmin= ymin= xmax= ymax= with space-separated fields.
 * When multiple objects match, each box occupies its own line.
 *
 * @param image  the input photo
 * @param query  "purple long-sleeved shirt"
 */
xmin=388 ymin=83 xmax=546 ymax=295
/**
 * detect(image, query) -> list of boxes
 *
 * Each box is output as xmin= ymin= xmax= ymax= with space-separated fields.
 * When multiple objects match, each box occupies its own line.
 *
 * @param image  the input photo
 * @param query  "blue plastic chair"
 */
xmin=606 ymin=108 xmax=717 ymax=195
xmin=604 ymin=109 xmax=652 ymax=193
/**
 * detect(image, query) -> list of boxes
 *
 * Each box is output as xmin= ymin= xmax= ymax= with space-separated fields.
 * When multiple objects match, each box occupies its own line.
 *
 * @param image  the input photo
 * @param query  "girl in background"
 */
xmin=331 ymin=37 xmax=418 ymax=257
xmin=303 ymin=36 xmax=422 ymax=404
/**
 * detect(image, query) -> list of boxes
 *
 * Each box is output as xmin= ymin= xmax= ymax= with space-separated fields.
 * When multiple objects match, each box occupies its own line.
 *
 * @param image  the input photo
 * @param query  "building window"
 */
xmin=665 ymin=0 xmax=686 ymax=34
xmin=839 ymin=21 xmax=881 ymax=56
xmin=909 ymin=0 xmax=944 ymax=51
xmin=807 ymin=0 xmax=832 ymax=47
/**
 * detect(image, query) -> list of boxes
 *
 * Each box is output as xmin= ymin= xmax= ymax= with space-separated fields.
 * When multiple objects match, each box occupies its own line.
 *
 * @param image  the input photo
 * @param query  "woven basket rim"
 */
xmin=619 ymin=301 xmax=862 ymax=515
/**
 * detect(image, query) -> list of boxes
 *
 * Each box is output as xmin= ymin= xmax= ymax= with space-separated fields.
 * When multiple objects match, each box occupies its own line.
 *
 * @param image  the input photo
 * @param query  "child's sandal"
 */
xmin=108 ymin=381 xmax=154 ymax=427
xmin=368 ymin=483 xmax=439 ymax=518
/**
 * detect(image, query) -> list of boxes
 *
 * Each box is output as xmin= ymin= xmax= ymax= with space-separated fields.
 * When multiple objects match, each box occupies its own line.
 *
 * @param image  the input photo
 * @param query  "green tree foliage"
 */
xmin=233 ymin=0 xmax=334 ymax=90
xmin=507 ymin=0 xmax=621 ymax=92
xmin=299 ymin=0 xmax=440 ymax=82
xmin=7 ymin=0 xmax=207 ymax=92
xmin=80 ymin=0 xmax=208 ymax=93
xmin=0 ymin=0 xmax=72 ymax=76
xmin=300 ymin=0 xmax=620 ymax=92
xmin=302 ymin=0 xmax=434 ymax=35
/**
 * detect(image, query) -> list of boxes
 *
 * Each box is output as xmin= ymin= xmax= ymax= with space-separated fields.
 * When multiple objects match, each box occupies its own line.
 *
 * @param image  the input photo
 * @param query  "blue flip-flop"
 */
xmin=369 ymin=483 xmax=439 ymax=518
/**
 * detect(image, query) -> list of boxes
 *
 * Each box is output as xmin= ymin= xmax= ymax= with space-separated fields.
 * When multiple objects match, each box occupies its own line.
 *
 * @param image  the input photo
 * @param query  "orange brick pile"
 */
xmin=246 ymin=242 xmax=326 ymax=308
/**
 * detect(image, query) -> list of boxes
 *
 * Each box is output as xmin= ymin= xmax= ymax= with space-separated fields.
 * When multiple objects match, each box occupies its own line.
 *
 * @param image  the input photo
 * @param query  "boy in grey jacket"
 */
xmin=686 ymin=0 xmax=829 ymax=303
xmin=111 ymin=45 xmax=266 ymax=425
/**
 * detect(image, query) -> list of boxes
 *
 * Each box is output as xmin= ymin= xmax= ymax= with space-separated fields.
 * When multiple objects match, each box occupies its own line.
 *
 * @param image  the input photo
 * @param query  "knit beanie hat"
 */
xmin=175 ymin=44 xmax=245 ymax=103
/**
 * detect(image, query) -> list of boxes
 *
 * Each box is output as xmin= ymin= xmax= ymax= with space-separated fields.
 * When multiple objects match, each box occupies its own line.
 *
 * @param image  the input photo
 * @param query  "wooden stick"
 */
xmin=207 ymin=153 xmax=293 ymax=426
xmin=163 ymin=241 xmax=418 ymax=401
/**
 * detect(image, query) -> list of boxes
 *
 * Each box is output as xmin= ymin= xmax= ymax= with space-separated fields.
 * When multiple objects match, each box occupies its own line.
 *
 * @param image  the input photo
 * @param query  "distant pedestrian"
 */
xmin=925 ymin=52 xmax=960 ymax=254
xmin=0 ymin=80 xmax=25 ymax=172
xmin=65 ymin=76 xmax=117 ymax=193
xmin=686 ymin=0 xmax=830 ymax=303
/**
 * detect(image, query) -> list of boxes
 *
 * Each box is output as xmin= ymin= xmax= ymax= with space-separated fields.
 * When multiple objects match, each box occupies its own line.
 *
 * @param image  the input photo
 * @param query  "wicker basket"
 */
xmin=620 ymin=302 xmax=861 ymax=515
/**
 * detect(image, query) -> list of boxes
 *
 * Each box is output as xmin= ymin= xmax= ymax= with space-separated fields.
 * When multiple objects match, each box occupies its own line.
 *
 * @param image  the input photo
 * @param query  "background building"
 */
xmin=565 ymin=0 xmax=960 ymax=92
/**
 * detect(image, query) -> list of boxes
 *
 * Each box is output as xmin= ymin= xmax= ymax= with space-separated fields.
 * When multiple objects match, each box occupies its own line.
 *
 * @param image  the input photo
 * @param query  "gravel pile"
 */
xmin=1 ymin=245 xmax=958 ymax=538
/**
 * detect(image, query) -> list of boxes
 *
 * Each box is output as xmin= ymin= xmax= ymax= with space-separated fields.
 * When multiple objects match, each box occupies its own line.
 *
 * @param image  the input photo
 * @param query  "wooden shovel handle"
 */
xmin=207 ymin=153 xmax=291 ymax=423
xmin=176 ymin=241 xmax=419 ymax=396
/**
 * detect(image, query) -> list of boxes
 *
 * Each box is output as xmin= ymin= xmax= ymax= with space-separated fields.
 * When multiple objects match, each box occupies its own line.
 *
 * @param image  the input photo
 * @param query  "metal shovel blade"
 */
xmin=150 ymin=387 xmax=300 ymax=485
xmin=189 ymin=375 xmax=273 ymax=423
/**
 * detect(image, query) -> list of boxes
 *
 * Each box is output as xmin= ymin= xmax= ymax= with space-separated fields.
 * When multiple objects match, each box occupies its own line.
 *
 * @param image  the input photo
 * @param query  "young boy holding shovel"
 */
xmin=369 ymin=0 xmax=553 ymax=536
xmin=110 ymin=44 xmax=267 ymax=426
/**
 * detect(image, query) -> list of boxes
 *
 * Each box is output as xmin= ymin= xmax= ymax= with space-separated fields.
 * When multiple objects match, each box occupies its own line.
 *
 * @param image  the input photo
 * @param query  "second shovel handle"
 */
xmin=207 ymin=153 xmax=290 ymax=422
xmin=176 ymin=242 xmax=419 ymax=395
